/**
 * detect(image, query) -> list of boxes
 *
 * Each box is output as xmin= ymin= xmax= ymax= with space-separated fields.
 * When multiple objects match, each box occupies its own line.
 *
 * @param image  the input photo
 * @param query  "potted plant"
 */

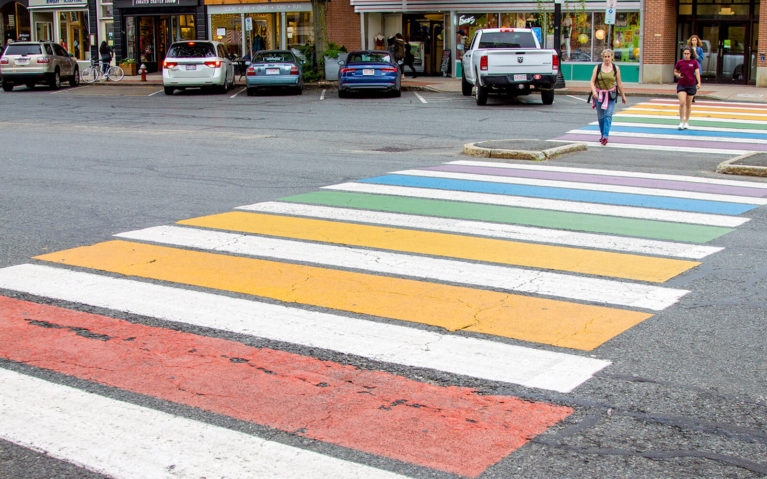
xmin=119 ymin=58 xmax=137 ymax=76
xmin=322 ymin=42 xmax=347 ymax=81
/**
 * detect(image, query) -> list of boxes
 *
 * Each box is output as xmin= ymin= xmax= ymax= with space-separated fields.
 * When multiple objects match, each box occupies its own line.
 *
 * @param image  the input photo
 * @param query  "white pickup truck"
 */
xmin=460 ymin=28 xmax=559 ymax=105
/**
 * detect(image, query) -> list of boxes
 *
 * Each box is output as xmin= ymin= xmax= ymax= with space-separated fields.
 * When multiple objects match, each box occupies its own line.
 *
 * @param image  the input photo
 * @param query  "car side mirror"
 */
xmin=338 ymin=60 xmax=345 ymax=66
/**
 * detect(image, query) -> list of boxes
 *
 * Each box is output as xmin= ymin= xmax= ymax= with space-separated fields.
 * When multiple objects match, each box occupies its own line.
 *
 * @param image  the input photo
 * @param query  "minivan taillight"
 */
xmin=163 ymin=61 xmax=177 ymax=69
xmin=480 ymin=55 xmax=488 ymax=71
xmin=36 ymin=57 xmax=50 ymax=64
xmin=204 ymin=60 xmax=221 ymax=68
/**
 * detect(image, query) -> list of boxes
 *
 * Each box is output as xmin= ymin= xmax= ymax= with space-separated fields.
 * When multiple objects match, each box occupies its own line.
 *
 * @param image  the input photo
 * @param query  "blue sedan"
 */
xmin=338 ymin=50 xmax=401 ymax=98
xmin=245 ymin=50 xmax=303 ymax=96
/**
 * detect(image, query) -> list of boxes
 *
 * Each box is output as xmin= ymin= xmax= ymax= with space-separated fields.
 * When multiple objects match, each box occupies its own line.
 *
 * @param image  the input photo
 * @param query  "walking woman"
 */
xmin=674 ymin=46 xmax=702 ymax=129
xmin=589 ymin=49 xmax=627 ymax=145
xmin=687 ymin=35 xmax=704 ymax=102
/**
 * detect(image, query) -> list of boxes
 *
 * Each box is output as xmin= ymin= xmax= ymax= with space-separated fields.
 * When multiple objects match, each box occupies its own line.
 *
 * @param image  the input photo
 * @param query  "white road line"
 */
xmin=147 ymin=89 xmax=163 ymax=96
xmin=0 ymin=368 xmax=407 ymax=479
xmin=618 ymin=110 xmax=767 ymax=123
xmin=320 ymin=88 xmax=326 ymax=100
xmin=0 ymin=264 xmax=610 ymax=392
xmin=567 ymin=94 xmax=588 ymax=102
xmin=116 ymin=225 xmax=688 ymax=310
xmin=322 ymin=182 xmax=749 ymax=227
xmin=449 ymin=160 xmax=767 ymax=190
xmin=414 ymin=92 xmax=427 ymax=103
xmin=229 ymin=87 xmax=245 ymax=98
xmin=391 ymin=169 xmax=767 ymax=205
xmin=238 ymin=201 xmax=723 ymax=259
xmin=610 ymin=121 xmax=767 ymax=135
xmin=649 ymin=98 xmax=767 ymax=109
xmin=567 ymin=128 xmax=767 ymax=145
xmin=549 ymin=139 xmax=748 ymax=155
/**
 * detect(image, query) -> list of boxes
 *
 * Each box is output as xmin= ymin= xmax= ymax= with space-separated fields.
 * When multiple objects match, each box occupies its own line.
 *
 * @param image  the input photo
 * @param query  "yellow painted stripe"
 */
xmin=35 ymin=240 xmax=652 ymax=351
xmin=629 ymin=104 xmax=767 ymax=115
xmin=178 ymin=211 xmax=699 ymax=283
xmin=620 ymin=108 xmax=767 ymax=121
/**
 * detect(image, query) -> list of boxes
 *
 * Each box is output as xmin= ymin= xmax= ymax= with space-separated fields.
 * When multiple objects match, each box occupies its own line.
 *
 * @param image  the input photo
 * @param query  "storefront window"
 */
xmin=286 ymin=12 xmax=312 ymax=49
xmin=33 ymin=12 xmax=53 ymax=41
xmin=612 ymin=12 xmax=640 ymax=62
xmin=245 ymin=14 xmax=278 ymax=55
xmin=171 ymin=15 xmax=194 ymax=42
xmin=138 ymin=17 xmax=155 ymax=63
xmin=457 ymin=13 xmax=499 ymax=42
xmin=126 ymin=16 xmax=136 ymax=61
xmin=59 ymin=11 xmax=88 ymax=60
xmin=563 ymin=12 xmax=592 ymax=61
xmin=211 ymin=14 xmax=242 ymax=57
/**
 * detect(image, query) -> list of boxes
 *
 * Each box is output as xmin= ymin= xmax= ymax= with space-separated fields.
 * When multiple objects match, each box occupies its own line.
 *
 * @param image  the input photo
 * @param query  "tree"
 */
xmin=312 ymin=0 xmax=329 ymax=68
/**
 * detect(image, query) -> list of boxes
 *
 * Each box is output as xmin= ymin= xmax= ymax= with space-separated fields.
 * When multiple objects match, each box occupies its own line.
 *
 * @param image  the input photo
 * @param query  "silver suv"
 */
xmin=0 ymin=41 xmax=80 ymax=91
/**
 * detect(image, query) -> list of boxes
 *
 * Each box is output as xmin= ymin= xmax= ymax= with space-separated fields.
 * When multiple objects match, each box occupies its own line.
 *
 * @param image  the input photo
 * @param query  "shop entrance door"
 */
xmin=699 ymin=22 xmax=748 ymax=83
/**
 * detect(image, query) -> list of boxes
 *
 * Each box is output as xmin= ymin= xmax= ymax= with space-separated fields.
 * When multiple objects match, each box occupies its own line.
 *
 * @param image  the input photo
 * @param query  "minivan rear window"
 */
xmin=167 ymin=43 xmax=216 ymax=58
xmin=478 ymin=32 xmax=537 ymax=49
xmin=4 ymin=44 xmax=43 ymax=56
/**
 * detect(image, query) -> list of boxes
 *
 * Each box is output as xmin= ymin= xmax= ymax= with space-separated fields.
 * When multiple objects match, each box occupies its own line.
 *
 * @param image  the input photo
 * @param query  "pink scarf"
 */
xmin=593 ymin=87 xmax=616 ymax=110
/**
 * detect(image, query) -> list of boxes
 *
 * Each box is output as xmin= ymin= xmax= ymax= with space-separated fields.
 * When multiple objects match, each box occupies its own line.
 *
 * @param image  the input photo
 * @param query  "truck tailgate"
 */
xmin=484 ymin=50 xmax=555 ymax=74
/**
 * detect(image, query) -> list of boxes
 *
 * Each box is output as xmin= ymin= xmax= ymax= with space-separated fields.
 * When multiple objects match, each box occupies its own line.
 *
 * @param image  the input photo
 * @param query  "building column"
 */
xmin=641 ymin=0 xmax=676 ymax=83
xmin=756 ymin=0 xmax=767 ymax=86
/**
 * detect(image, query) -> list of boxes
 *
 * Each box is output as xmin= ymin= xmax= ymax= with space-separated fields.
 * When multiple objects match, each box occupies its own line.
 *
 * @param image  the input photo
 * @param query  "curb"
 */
xmin=716 ymin=152 xmax=767 ymax=177
xmin=463 ymin=140 xmax=586 ymax=161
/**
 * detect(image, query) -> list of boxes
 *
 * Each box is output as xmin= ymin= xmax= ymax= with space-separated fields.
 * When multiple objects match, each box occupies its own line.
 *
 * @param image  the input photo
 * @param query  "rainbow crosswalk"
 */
xmin=1 ymin=159 xmax=766 ymax=478
xmin=553 ymin=98 xmax=767 ymax=154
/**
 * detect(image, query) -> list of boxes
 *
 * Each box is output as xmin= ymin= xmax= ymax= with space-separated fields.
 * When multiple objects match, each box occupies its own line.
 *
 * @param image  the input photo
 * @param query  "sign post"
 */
xmin=605 ymin=0 xmax=616 ymax=52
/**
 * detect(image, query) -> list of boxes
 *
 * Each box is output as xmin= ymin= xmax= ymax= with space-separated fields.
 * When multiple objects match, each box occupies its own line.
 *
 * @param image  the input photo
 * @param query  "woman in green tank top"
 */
xmin=589 ymin=49 xmax=627 ymax=145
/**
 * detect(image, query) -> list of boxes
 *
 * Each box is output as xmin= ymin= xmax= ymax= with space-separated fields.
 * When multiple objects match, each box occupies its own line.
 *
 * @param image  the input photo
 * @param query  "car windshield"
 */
xmin=4 ymin=44 xmax=43 ymax=55
xmin=254 ymin=52 xmax=293 ymax=63
xmin=478 ymin=32 xmax=537 ymax=48
xmin=167 ymin=43 xmax=216 ymax=58
xmin=347 ymin=52 xmax=391 ymax=63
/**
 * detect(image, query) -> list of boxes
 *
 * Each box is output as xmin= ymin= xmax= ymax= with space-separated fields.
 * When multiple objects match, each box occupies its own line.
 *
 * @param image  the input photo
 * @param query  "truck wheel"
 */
xmin=541 ymin=89 xmax=555 ymax=105
xmin=461 ymin=72 xmax=472 ymax=96
xmin=475 ymin=82 xmax=488 ymax=105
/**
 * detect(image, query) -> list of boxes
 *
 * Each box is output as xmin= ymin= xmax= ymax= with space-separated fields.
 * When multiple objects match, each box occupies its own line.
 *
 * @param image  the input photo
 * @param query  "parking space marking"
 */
xmin=320 ymin=88 xmax=326 ymax=100
xmin=414 ymin=92 xmax=427 ymax=103
xmin=567 ymin=94 xmax=588 ymax=102
xmin=148 ymin=89 xmax=163 ymax=96
xmin=229 ymin=87 xmax=245 ymax=99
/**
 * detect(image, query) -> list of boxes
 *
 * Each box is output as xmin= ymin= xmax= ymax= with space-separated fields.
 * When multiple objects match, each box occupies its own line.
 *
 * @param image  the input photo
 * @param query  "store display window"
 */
xmin=211 ymin=14 xmax=242 ymax=57
xmin=59 ymin=11 xmax=89 ymax=60
xmin=245 ymin=14 xmax=278 ymax=56
xmin=457 ymin=13 xmax=499 ymax=42
xmin=286 ymin=12 xmax=312 ymax=50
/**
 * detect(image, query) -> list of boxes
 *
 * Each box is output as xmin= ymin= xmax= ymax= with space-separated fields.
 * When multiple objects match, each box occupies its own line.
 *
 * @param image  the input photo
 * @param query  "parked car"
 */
xmin=338 ymin=50 xmax=401 ymax=98
xmin=0 ymin=41 xmax=79 ymax=91
xmin=162 ymin=41 xmax=235 ymax=95
xmin=245 ymin=50 xmax=303 ymax=96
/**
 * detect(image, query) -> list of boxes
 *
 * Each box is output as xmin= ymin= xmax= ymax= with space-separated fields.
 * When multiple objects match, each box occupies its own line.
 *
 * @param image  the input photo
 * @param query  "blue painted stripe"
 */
xmin=358 ymin=175 xmax=756 ymax=215
xmin=582 ymin=124 xmax=767 ymax=140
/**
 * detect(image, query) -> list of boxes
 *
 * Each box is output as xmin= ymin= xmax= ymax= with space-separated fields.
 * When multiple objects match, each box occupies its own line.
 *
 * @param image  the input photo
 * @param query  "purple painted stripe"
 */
xmin=422 ymin=164 xmax=767 ymax=198
xmin=555 ymin=134 xmax=767 ymax=153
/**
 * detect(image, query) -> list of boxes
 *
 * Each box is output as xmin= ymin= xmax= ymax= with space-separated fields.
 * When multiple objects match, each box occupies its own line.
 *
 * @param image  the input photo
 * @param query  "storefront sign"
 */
xmin=458 ymin=15 xmax=475 ymax=25
xmin=115 ymin=0 xmax=198 ymax=7
xmin=28 ymin=0 xmax=87 ymax=8
xmin=133 ymin=0 xmax=178 ymax=5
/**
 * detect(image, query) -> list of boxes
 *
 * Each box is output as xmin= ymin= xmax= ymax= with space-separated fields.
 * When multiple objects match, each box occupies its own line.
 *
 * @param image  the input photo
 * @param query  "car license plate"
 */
xmin=16 ymin=59 xmax=28 ymax=65
xmin=514 ymin=74 xmax=527 ymax=81
xmin=266 ymin=68 xmax=280 ymax=75
xmin=185 ymin=65 xmax=196 ymax=70
xmin=362 ymin=69 xmax=375 ymax=75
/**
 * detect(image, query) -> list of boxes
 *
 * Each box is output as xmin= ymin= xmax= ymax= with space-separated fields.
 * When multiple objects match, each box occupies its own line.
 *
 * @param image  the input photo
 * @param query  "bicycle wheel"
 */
xmin=81 ymin=66 xmax=99 ymax=83
xmin=107 ymin=66 xmax=124 ymax=81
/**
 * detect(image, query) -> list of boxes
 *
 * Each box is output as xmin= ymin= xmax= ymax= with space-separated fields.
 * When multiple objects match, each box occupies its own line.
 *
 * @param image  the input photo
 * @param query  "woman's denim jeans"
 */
xmin=595 ymin=96 xmax=616 ymax=138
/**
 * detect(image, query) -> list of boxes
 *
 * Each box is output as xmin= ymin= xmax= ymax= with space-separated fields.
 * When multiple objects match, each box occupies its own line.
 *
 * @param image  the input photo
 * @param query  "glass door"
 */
xmin=699 ymin=22 xmax=748 ymax=83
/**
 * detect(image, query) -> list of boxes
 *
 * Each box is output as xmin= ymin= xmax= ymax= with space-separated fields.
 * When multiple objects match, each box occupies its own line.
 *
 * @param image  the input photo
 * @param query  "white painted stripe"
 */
xmin=238 ymin=201 xmax=722 ymax=259
xmin=548 ymin=139 xmax=747 ymax=156
xmin=229 ymin=87 xmax=245 ymax=98
xmin=568 ymin=128 xmax=767 ymax=146
xmin=0 ymin=264 xmax=610 ymax=392
xmin=392 ymin=169 xmax=767 ymax=205
xmin=116 ymin=225 xmax=688 ymax=310
xmin=610 ymin=121 xmax=767 ymax=135
xmin=414 ymin=92 xmax=427 ymax=103
xmin=650 ymin=98 xmax=767 ymax=108
xmin=0 ymin=368 xmax=407 ymax=479
xmin=147 ymin=89 xmax=163 ymax=97
xmin=449 ymin=160 xmax=767 ymax=190
xmin=322 ymin=182 xmax=749 ymax=227
xmin=633 ymin=104 xmax=767 ymax=113
xmin=614 ymin=113 xmax=767 ymax=125
xmin=566 ymin=94 xmax=588 ymax=102
xmin=320 ymin=88 xmax=326 ymax=100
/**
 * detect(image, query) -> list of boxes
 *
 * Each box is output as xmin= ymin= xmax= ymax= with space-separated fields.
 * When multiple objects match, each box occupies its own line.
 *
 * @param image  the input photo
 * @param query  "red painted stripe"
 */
xmin=0 ymin=296 xmax=572 ymax=477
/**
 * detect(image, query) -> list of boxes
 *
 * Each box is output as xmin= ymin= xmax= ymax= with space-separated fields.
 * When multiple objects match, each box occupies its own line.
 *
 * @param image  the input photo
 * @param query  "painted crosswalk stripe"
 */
xmin=354 ymin=174 xmax=757 ymax=215
xmin=315 ymin=185 xmax=746 ymax=229
xmin=605 ymin=114 xmax=767 ymax=129
xmin=177 ymin=211 xmax=699 ymax=282
xmin=34 ymin=241 xmax=653 ymax=350
xmin=564 ymin=129 xmax=767 ymax=149
xmin=0 ymin=264 xmax=610 ymax=392
xmin=610 ymin=121 xmax=767 ymax=135
xmin=239 ymin=201 xmax=723 ymax=259
xmin=0 ymin=295 xmax=574 ymax=478
xmin=447 ymin=160 xmax=767 ymax=192
xmin=117 ymin=225 xmax=689 ymax=310
xmin=570 ymin=126 xmax=767 ymax=145
xmin=551 ymin=137 xmax=746 ymax=155
xmin=391 ymin=168 xmax=767 ymax=204
xmin=555 ymin=133 xmax=766 ymax=154
xmin=0 ymin=368 xmax=411 ymax=479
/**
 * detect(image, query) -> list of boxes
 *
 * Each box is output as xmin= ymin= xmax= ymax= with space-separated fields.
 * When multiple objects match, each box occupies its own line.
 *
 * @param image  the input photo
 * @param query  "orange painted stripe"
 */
xmin=35 ymin=240 xmax=653 ymax=350
xmin=0 ymin=295 xmax=573 ymax=477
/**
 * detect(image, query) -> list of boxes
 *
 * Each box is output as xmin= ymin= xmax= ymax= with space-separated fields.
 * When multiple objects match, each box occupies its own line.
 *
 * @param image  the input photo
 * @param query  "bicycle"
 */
xmin=81 ymin=59 xmax=125 ymax=83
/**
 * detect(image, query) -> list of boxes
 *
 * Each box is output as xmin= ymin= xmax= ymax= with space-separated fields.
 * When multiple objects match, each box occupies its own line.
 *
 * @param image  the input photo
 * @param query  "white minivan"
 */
xmin=162 ymin=41 xmax=235 ymax=95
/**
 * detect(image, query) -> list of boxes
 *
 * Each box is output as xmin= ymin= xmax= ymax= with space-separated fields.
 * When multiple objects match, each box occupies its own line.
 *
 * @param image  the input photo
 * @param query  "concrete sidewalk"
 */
xmin=105 ymin=72 xmax=767 ymax=103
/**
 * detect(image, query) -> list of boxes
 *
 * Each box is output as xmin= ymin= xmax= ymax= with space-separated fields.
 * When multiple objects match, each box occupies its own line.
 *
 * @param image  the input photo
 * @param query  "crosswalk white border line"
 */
xmin=321 ymin=182 xmax=749 ymax=227
xmin=566 ymin=129 xmax=767 ymax=146
xmin=0 ymin=368 xmax=409 ymax=479
xmin=449 ymin=160 xmax=767 ymax=190
xmin=616 ymin=112 xmax=767 ymax=124
xmin=608 ymin=121 xmax=767 ymax=136
xmin=649 ymin=98 xmax=767 ymax=108
xmin=238 ymin=201 xmax=723 ymax=259
xmin=390 ymin=169 xmax=767 ymax=205
xmin=632 ymin=104 xmax=767 ymax=113
xmin=548 ymin=139 xmax=747 ymax=155
xmin=116 ymin=225 xmax=688 ymax=310
xmin=0 ymin=264 xmax=611 ymax=393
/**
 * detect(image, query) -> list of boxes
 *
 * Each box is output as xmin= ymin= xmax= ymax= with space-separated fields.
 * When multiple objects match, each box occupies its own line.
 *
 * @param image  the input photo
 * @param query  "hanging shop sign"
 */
xmin=28 ymin=0 xmax=88 ymax=8
xmin=115 ymin=0 xmax=199 ymax=7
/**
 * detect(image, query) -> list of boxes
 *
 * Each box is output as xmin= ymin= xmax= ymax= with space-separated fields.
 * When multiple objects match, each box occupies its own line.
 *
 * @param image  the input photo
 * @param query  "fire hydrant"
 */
xmin=139 ymin=64 xmax=147 ymax=82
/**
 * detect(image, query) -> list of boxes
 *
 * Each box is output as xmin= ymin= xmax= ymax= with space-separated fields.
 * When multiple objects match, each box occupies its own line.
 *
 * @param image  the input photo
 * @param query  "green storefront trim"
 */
xmin=561 ymin=63 xmax=639 ymax=83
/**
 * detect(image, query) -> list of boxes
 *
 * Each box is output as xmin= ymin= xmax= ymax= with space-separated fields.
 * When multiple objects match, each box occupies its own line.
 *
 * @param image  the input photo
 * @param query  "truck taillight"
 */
xmin=480 ymin=55 xmax=488 ymax=71
xmin=552 ymin=54 xmax=559 ymax=69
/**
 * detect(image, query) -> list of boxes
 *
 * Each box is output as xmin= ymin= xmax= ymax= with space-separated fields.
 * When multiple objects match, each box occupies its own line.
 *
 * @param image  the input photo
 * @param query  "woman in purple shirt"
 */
xmin=674 ymin=46 xmax=701 ymax=130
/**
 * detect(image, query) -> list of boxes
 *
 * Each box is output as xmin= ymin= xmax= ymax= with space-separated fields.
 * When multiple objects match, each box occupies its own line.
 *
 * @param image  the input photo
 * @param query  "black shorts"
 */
xmin=677 ymin=84 xmax=697 ymax=96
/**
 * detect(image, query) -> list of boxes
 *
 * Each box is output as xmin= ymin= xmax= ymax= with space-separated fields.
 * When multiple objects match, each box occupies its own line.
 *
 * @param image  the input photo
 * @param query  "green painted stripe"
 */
xmin=279 ymin=191 xmax=732 ymax=243
xmin=614 ymin=115 xmax=767 ymax=130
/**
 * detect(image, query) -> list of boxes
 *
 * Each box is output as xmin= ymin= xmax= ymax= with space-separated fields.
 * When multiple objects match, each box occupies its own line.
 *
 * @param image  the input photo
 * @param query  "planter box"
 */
xmin=324 ymin=53 xmax=347 ymax=81
xmin=120 ymin=63 xmax=137 ymax=76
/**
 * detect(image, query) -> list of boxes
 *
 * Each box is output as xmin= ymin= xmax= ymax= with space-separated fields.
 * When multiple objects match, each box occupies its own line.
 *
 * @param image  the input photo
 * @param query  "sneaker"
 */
xmin=683 ymin=122 xmax=689 ymax=129
xmin=600 ymin=137 xmax=608 ymax=146
xmin=678 ymin=123 xmax=684 ymax=130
